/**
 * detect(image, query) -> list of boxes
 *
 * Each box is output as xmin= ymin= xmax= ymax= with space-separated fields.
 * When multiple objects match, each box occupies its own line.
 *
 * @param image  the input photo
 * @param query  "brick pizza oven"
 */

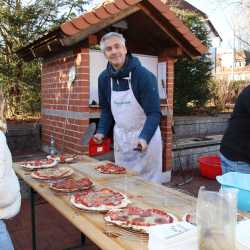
xmin=17 ymin=0 xmax=207 ymax=180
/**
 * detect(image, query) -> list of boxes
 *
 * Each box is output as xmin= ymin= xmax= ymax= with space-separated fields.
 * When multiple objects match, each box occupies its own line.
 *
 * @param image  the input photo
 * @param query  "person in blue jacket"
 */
xmin=93 ymin=32 xmax=162 ymax=183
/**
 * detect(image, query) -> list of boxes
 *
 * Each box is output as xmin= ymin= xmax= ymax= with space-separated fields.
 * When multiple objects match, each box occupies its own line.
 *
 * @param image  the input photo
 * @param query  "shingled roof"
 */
xmin=17 ymin=0 xmax=208 ymax=61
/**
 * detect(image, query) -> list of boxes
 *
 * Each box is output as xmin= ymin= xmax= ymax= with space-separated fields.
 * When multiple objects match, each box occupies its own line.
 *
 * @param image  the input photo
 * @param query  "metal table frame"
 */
xmin=30 ymin=187 xmax=86 ymax=250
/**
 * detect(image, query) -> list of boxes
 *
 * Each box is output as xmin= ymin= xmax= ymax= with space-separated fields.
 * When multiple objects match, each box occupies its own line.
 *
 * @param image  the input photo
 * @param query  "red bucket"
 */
xmin=198 ymin=155 xmax=222 ymax=179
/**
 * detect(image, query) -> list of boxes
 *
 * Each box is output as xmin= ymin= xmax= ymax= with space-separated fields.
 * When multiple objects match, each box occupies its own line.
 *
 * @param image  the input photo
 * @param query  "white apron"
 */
xmin=111 ymin=73 xmax=162 ymax=183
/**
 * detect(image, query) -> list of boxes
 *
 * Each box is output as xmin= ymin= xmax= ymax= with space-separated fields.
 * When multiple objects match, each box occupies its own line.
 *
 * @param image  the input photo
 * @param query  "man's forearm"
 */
xmin=139 ymin=113 xmax=161 ymax=144
xmin=97 ymin=110 xmax=114 ymax=136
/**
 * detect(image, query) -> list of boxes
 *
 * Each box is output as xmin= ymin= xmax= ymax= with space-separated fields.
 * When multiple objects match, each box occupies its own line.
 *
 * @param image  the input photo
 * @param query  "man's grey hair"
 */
xmin=100 ymin=32 xmax=126 ymax=52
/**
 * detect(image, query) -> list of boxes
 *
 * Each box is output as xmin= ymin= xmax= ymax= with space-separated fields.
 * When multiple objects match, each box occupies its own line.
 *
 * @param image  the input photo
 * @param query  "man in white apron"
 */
xmin=94 ymin=32 xmax=162 ymax=183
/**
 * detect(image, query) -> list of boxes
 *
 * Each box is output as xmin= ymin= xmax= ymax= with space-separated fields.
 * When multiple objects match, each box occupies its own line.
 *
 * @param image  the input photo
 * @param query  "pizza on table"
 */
xmin=31 ymin=167 xmax=74 ymax=180
xmin=50 ymin=177 xmax=93 ymax=192
xmin=96 ymin=162 xmax=127 ymax=174
xmin=104 ymin=206 xmax=178 ymax=233
xmin=19 ymin=159 xmax=58 ymax=170
xmin=47 ymin=154 xmax=78 ymax=163
xmin=17 ymin=159 xmax=193 ymax=235
xmin=70 ymin=187 xmax=130 ymax=211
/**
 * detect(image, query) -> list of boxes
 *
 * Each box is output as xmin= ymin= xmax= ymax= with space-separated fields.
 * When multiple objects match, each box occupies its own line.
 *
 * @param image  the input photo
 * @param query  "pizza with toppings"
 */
xmin=47 ymin=154 xmax=78 ymax=163
xmin=31 ymin=167 xmax=74 ymax=180
xmin=50 ymin=177 xmax=93 ymax=192
xmin=19 ymin=159 xmax=58 ymax=170
xmin=96 ymin=162 xmax=126 ymax=174
xmin=104 ymin=206 xmax=178 ymax=233
xmin=70 ymin=188 xmax=130 ymax=211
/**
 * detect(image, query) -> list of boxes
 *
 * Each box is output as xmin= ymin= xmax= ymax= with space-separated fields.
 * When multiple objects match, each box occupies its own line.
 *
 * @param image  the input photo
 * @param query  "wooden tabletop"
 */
xmin=14 ymin=156 xmax=250 ymax=250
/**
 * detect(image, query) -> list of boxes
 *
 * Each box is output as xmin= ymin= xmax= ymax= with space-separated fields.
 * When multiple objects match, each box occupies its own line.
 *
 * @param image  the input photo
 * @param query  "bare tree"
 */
xmin=211 ymin=0 xmax=250 ymax=49
xmin=0 ymin=0 xmax=89 ymax=116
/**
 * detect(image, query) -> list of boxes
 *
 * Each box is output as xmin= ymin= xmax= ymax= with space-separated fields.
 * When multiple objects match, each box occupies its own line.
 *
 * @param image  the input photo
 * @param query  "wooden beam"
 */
xmin=138 ymin=3 xmax=194 ymax=58
xmin=88 ymin=34 xmax=98 ymax=46
xmin=61 ymin=6 xmax=140 ymax=47
xmin=159 ymin=47 xmax=183 ymax=59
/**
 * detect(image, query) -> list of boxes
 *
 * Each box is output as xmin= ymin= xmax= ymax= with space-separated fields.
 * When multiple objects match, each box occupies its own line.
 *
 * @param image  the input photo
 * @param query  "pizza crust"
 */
xmin=70 ymin=191 xmax=130 ymax=211
xmin=20 ymin=159 xmax=58 ymax=170
xmin=104 ymin=208 xmax=178 ymax=233
xmin=95 ymin=163 xmax=127 ymax=174
xmin=30 ymin=167 xmax=74 ymax=180
xmin=50 ymin=185 xmax=79 ymax=192
xmin=49 ymin=178 xmax=94 ymax=192
xmin=47 ymin=154 xmax=77 ymax=163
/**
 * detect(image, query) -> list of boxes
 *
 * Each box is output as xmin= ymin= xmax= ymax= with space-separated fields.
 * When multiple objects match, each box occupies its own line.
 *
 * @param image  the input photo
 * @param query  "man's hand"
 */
xmin=93 ymin=133 xmax=104 ymax=144
xmin=134 ymin=138 xmax=148 ymax=152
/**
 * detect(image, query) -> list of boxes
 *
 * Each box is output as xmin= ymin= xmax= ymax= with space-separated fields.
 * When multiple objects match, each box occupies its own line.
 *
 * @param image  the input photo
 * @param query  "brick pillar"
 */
xmin=159 ymin=57 xmax=175 ymax=172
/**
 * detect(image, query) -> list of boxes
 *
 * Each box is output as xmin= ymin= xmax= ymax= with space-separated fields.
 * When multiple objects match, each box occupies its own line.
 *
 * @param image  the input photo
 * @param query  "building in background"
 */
xmin=17 ymin=0 xmax=207 ymax=181
xmin=163 ymin=0 xmax=222 ymax=72
xmin=164 ymin=0 xmax=221 ymax=42
xmin=216 ymin=49 xmax=250 ymax=81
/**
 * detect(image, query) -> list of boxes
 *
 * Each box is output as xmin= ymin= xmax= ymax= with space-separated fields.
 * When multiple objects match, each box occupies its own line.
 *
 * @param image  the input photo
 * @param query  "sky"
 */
xmin=186 ymin=0 xmax=246 ymax=49
xmin=23 ymin=0 xmax=246 ymax=50
xmin=88 ymin=0 xmax=247 ymax=49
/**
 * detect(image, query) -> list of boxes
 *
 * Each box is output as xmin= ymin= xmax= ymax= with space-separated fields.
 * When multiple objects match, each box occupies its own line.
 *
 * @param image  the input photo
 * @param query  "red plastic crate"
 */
xmin=198 ymin=155 xmax=222 ymax=179
xmin=88 ymin=138 xmax=111 ymax=157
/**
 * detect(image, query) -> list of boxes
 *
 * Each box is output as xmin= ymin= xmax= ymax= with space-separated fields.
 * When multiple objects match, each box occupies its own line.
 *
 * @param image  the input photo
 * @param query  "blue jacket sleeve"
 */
xmin=137 ymin=70 xmax=161 ymax=144
xmin=96 ymin=73 xmax=114 ymax=136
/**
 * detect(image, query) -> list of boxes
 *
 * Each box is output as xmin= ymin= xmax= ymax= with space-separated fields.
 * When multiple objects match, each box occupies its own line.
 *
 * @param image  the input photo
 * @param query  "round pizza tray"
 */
xmin=49 ymin=178 xmax=94 ymax=193
xmin=104 ymin=221 xmax=149 ymax=241
xmin=20 ymin=159 xmax=58 ymax=171
xmin=69 ymin=188 xmax=131 ymax=212
xmin=104 ymin=206 xmax=179 ymax=234
xmin=95 ymin=163 xmax=127 ymax=175
xmin=30 ymin=167 xmax=74 ymax=181
xmin=47 ymin=154 xmax=79 ymax=164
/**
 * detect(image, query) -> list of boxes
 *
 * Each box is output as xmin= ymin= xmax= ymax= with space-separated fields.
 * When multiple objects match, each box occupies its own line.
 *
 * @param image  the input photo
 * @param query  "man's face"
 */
xmin=103 ymin=36 xmax=127 ymax=70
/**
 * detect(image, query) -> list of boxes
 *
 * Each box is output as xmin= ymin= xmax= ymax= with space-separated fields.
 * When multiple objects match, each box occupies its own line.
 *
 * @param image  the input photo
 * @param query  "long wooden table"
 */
xmin=14 ymin=156 xmax=250 ymax=250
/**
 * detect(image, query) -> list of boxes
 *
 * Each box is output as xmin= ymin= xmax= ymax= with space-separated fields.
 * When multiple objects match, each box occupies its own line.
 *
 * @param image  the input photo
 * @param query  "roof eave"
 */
xmin=16 ymin=28 xmax=62 ymax=62
xmin=16 ymin=0 xmax=208 ymax=61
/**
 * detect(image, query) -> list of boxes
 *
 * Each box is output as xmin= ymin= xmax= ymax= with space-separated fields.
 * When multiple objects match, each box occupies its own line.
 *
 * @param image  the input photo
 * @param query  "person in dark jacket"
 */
xmin=93 ymin=32 xmax=162 ymax=183
xmin=220 ymin=85 xmax=250 ymax=174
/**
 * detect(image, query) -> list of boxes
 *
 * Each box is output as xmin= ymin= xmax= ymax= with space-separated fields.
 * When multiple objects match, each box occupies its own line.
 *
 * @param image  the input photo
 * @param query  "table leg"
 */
xmin=63 ymin=233 xmax=86 ymax=250
xmin=176 ymin=150 xmax=193 ymax=186
xmin=80 ymin=233 xmax=86 ymax=245
xmin=30 ymin=187 xmax=37 ymax=250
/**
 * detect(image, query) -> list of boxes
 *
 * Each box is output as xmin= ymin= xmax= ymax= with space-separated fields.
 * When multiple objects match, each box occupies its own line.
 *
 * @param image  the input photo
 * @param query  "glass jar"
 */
xmin=196 ymin=187 xmax=238 ymax=250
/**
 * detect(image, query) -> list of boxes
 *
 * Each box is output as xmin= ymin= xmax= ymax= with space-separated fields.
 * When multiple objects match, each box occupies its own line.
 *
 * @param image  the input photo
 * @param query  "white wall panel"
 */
xmin=89 ymin=50 xmax=162 ymax=104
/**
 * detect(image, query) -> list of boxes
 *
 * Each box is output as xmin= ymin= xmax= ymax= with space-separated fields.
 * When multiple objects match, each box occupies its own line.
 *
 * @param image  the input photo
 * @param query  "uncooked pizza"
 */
xmin=19 ymin=159 xmax=58 ymax=170
xmin=96 ymin=162 xmax=126 ymax=174
xmin=70 ymin=187 xmax=130 ymax=211
xmin=47 ymin=154 xmax=78 ymax=163
xmin=31 ymin=167 xmax=74 ymax=180
xmin=50 ymin=177 xmax=93 ymax=192
xmin=104 ymin=206 xmax=178 ymax=233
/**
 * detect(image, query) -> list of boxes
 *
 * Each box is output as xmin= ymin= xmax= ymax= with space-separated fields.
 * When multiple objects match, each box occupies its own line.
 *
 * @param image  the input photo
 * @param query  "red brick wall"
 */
xmin=41 ymin=48 xmax=90 ymax=154
xmin=159 ymin=57 xmax=175 ymax=171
